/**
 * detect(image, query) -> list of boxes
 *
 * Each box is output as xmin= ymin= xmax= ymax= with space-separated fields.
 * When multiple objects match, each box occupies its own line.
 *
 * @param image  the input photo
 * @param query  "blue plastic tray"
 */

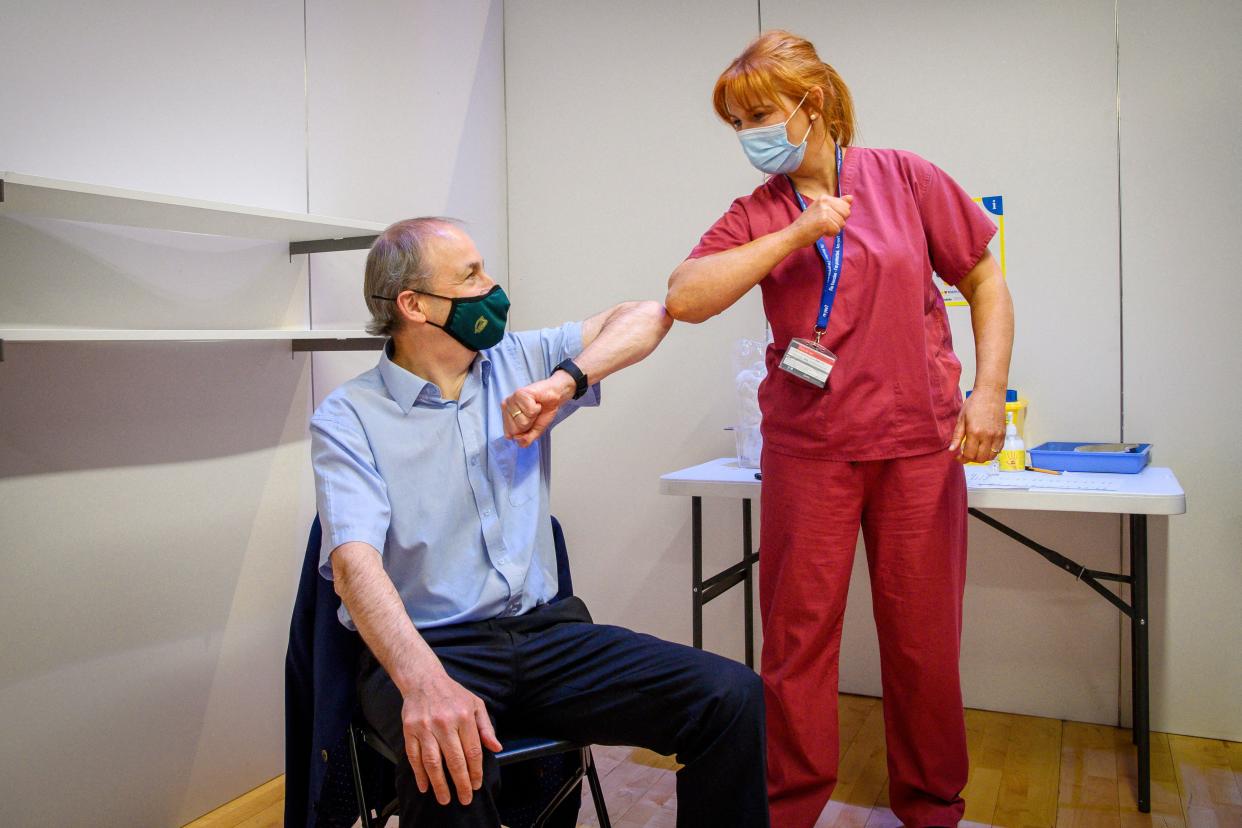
xmin=1027 ymin=442 xmax=1151 ymax=474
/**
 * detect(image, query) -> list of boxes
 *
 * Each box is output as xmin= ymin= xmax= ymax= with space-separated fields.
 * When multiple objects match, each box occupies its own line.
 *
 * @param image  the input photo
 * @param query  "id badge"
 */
xmin=779 ymin=338 xmax=837 ymax=388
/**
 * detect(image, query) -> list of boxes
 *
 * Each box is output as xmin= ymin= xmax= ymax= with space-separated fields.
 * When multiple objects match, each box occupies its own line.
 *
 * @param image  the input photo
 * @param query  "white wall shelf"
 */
xmin=0 ymin=172 xmax=385 ymax=253
xmin=0 ymin=329 xmax=384 ymax=360
xmin=0 ymin=328 xmax=378 ymax=342
xmin=0 ymin=171 xmax=389 ymax=355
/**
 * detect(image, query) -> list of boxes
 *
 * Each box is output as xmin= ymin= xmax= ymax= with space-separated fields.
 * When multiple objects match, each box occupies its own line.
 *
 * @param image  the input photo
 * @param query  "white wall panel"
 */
xmin=0 ymin=1 xmax=313 ymax=822
xmin=306 ymin=0 xmax=509 ymax=406
xmin=0 ymin=343 xmax=312 ymax=825
xmin=0 ymin=0 xmax=307 ymax=209
xmin=304 ymin=0 xmax=507 ymax=319
xmin=505 ymin=0 xmax=765 ymax=662
xmin=1119 ymin=0 xmax=1242 ymax=740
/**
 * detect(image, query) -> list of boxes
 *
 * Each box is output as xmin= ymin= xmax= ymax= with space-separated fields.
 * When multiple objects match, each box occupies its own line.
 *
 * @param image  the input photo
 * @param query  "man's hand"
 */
xmin=950 ymin=387 xmax=1007 ymax=464
xmin=401 ymin=670 xmax=502 ymax=807
xmin=502 ymin=373 xmax=576 ymax=448
xmin=784 ymin=194 xmax=854 ymax=248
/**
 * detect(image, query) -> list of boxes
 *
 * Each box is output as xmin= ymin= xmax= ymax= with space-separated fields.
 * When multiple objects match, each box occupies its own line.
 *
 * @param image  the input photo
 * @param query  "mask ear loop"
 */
xmin=413 ymin=290 xmax=456 ymax=331
xmin=783 ymin=91 xmax=815 ymax=146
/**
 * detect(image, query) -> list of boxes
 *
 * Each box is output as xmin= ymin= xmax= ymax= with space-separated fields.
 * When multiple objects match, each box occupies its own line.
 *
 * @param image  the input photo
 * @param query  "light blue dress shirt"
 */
xmin=310 ymin=322 xmax=600 ymax=630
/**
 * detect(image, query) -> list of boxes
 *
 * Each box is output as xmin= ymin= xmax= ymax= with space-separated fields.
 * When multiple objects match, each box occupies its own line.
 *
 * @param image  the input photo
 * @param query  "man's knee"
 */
xmin=697 ymin=656 xmax=764 ymax=731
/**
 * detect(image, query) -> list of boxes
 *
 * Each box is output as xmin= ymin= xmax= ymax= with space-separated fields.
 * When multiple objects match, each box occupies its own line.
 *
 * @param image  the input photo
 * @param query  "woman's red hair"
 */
xmin=713 ymin=30 xmax=856 ymax=148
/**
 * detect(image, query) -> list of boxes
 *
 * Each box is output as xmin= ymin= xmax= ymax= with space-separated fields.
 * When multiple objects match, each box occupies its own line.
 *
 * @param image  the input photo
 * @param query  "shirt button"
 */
xmin=483 ymin=508 xmax=492 ymax=517
xmin=497 ymin=556 xmax=508 ymax=565
xmin=471 ymin=457 xmax=478 ymax=466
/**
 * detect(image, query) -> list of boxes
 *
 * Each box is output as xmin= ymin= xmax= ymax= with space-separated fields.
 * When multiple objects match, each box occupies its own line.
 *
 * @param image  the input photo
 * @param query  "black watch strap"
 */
xmin=552 ymin=358 xmax=589 ymax=400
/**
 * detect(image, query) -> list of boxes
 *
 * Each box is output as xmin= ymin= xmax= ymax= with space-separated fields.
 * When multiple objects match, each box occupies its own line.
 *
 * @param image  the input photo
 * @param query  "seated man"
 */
xmin=311 ymin=217 xmax=768 ymax=827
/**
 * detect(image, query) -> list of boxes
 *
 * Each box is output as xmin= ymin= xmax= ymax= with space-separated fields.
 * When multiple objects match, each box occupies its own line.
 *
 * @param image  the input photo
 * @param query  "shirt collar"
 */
xmin=378 ymin=340 xmax=493 ymax=412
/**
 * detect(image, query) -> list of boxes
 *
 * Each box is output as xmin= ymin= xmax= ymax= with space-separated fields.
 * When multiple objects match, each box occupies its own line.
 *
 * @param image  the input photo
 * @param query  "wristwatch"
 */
xmin=552 ymin=358 xmax=589 ymax=400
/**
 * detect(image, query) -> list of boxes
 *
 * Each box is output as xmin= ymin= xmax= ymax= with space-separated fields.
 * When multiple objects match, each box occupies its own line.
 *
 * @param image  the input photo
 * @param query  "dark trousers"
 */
xmin=357 ymin=596 xmax=769 ymax=827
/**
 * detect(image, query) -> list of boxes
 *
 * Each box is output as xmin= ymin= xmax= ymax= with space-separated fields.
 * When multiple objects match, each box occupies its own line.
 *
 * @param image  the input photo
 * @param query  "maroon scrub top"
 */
xmin=690 ymin=147 xmax=997 ymax=461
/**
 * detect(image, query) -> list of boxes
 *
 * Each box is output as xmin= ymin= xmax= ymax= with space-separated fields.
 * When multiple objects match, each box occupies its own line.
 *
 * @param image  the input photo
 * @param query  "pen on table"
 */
xmin=1025 ymin=465 xmax=1062 ymax=475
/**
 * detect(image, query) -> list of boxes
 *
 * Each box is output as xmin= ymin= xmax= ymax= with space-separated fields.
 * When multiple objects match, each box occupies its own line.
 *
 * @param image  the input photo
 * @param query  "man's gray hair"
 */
xmin=363 ymin=217 xmax=461 ymax=337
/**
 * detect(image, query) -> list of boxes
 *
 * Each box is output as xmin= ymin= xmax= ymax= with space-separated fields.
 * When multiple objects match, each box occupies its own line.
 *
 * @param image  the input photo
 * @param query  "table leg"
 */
xmin=1131 ymin=514 xmax=1151 ymax=813
xmin=968 ymin=507 xmax=1155 ymax=814
xmin=692 ymin=496 xmax=703 ymax=651
xmin=742 ymin=499 xmax=754 ymax=669
xmin=1132 ymin=570 xmax=1139 ymax=747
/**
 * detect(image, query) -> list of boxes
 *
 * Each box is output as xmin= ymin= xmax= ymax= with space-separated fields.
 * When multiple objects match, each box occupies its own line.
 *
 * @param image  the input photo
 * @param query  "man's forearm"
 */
xmin=573 ymin=300 xmax=672 ymax=385
xmin=332 ymin=541 xmax=444 ymax=696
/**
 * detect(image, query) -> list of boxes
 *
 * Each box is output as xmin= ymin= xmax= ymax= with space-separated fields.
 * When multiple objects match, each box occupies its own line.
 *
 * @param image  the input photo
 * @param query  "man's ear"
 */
xmin=396 ymin=290 xmax=427 ymax=326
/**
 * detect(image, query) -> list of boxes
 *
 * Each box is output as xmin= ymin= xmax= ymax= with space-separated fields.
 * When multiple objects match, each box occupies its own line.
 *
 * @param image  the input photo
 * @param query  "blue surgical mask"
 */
xmin=737 ymin=92 xmax=814 ymax=175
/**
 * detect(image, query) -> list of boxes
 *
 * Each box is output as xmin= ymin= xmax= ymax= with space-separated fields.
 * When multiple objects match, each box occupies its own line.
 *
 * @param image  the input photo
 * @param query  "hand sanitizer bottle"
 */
xmin=998 ymin=421 xmax=1025 ymax=472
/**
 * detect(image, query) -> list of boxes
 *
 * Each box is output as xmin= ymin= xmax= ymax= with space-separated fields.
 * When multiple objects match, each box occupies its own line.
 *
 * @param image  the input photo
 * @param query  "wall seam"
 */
xmin=1116 ymin=0 xmax=1125 ymax=445
xmin=502 ymin=1 xmax=512 ymax=300
xmin=1114 ymin=0 xmax=1127 ymax=728
xmin=303 ymin=0 xmax=317 ymax=404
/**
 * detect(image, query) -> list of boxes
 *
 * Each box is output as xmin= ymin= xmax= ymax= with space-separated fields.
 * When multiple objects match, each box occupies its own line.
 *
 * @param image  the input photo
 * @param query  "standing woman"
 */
xmin=666 ymin=30 xmax=1014 ymax=828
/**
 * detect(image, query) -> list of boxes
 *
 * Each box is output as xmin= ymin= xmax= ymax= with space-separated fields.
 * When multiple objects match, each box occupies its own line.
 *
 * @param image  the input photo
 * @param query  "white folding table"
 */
xmin=659 ymin=456 xmax=1186 ymax=813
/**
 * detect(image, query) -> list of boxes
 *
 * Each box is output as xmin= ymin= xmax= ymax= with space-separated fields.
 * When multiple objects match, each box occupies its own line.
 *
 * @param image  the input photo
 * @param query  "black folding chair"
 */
xmin=348 ymin=516 xmax=612 ymax=828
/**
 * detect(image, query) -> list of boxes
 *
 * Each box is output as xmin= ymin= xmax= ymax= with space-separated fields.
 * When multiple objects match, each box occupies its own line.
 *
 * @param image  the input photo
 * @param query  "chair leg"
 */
xmin=584 ymin=747 xmax=612 ymax=828
xmin=530 ymin=765 xmax=586 ymax=828
xmin=346 ymin=725 xmax=375 ymax=828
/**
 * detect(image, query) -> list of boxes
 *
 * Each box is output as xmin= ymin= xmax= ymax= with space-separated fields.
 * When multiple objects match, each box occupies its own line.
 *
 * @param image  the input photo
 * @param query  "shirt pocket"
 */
xmin=490 ymin=437 xmax=539 ymax=506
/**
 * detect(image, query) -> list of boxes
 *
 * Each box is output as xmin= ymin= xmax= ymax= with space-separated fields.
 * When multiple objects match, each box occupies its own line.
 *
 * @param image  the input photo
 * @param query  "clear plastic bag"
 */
xmin=731 ymin=338 xmax=767 ymax=468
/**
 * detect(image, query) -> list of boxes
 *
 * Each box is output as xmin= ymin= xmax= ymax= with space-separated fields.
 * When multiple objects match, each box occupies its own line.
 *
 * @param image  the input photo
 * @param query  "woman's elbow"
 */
xmin=665 ymin=279 xmax=711 ymax=324
xmin=666 ymin=297 xmax=713 ymax=324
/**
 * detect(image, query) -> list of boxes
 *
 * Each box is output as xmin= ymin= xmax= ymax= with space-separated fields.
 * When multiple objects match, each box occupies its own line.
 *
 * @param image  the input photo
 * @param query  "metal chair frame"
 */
xmin=346 ymin=516 xmax=612 ymax=827
xmin=347 ymin=718 xmax=611 ymax=827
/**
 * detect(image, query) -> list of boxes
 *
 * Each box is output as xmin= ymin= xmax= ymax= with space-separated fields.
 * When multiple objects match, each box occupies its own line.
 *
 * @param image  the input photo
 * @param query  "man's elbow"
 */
xmin=330 ymin=552 xmax=351 ymax=599
xmin=639 ymin=299 xmax=674 ymax=334
xmin=330 ymin=542 xmax=373 ymax=601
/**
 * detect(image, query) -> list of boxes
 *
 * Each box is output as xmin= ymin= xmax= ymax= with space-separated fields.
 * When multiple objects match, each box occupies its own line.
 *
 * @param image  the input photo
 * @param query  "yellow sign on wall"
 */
xmin=936 ymin=195 xmax=1005 ymax=307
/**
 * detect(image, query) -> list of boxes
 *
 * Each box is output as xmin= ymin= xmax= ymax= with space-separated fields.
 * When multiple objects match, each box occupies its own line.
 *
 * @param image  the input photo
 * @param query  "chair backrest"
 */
xmin=286 ymin=514 xmax=373 ymax=828
xmin=550 ymin=515 xmax=573 ymax=602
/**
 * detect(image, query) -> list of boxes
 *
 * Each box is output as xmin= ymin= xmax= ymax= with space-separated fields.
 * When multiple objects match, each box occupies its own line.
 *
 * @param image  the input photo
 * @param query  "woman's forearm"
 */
xmin=665 ymin=228 xmax=799 ymax=323
xmin=960 ymin=256 xmax=1014 ymax=393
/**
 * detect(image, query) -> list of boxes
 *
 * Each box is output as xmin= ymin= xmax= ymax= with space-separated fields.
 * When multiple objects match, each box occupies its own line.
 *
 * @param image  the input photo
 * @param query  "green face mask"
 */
xmin=370 ymin=284 xmax=511 ymax=350
xmin=419 ymin=284 xmax=511 ymax=351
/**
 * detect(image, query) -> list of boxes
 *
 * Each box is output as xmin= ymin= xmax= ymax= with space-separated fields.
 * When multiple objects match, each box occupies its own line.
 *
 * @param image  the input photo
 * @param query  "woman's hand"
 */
xmin=666 ymin=194 xmax=854 ymax=323
xmin=784 ymin=194 xmax=854 ymax=248
xmin=950 ymin=387 xmax=1006 ymax=464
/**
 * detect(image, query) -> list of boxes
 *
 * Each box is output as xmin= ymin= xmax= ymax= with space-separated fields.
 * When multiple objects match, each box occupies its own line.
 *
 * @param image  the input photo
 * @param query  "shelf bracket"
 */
xmin=290 ymin=337 xmax=384 ymax=354
xmin=289 ymin=235 xmax=379 ymax=256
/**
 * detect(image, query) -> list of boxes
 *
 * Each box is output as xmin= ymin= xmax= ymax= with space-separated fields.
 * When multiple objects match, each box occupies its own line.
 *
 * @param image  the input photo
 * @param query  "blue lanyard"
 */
xmin=786 ymin=142 xmax=845 ymax=343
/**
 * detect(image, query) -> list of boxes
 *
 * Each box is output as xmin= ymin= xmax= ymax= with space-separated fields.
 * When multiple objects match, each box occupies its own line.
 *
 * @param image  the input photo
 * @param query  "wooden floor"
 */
xmin=185 ymin=694 xmax=1242 ymax=828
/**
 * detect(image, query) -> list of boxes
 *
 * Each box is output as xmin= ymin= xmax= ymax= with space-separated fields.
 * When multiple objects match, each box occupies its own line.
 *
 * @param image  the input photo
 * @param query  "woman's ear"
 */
xmin=809 ymin=84 xmax=826 ymax=113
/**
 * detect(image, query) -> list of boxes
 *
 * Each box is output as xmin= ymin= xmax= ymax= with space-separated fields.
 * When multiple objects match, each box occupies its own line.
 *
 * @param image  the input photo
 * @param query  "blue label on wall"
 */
xmin=981 ymin=195 xmax=1004 ymax=216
